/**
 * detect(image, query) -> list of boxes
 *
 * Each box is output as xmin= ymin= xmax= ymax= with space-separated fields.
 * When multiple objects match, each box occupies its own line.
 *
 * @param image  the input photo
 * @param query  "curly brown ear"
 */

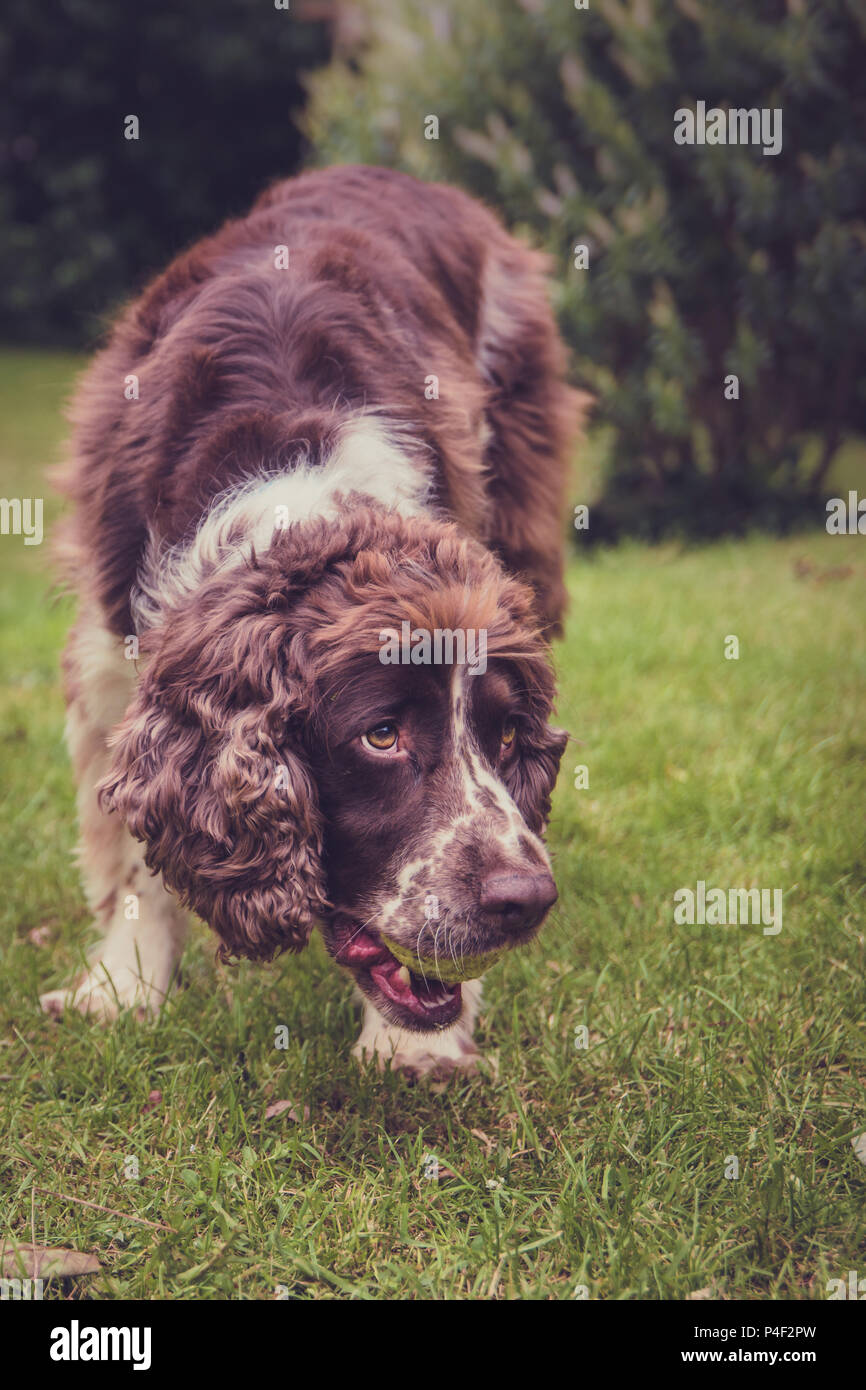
xmin=98 ymin=611 xmax=329 ymax=961
xmin=505 ymin=722 xmax=568 ymax=834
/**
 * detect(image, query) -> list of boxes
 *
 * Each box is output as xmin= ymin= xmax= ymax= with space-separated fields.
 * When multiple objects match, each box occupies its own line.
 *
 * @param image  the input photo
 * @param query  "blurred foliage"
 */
xmin=0 ymin=0 xmax=329 ymax=346
xmin=305 ymin=0 xmax=866 ymax=538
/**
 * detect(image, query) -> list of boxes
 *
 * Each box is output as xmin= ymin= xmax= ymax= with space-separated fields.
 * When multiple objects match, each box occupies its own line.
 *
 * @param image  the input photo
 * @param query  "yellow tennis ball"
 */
xmin=381 ymin=936 xmax=507 ymax=983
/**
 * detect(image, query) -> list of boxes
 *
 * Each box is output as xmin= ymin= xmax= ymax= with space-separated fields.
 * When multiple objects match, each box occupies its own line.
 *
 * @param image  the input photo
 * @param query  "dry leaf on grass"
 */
xmin=686 ymin=1282 xmax=723 ymax=1301
xmin=0 ymin=1243 xmax=100 ymax=1278
xmin=471 ymin=1128 xmax=495 ymax=1155
xmin=265 ymin=1100 xmax=310 ymax=1122
xmin=852 ymin=1133 xmax=866 ymax=1166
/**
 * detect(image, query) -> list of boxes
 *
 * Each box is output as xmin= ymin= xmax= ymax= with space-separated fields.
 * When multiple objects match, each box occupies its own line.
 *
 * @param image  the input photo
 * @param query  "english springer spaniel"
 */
xmin=41 ymin=166 xmax=584 ymax=1078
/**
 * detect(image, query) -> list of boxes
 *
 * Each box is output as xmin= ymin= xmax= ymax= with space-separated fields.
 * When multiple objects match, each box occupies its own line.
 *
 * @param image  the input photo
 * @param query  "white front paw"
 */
xmin=352 ymin=1023 xmax=481 ymax=1080
xmin=40 ymin=964 xmax=169 ymax=1022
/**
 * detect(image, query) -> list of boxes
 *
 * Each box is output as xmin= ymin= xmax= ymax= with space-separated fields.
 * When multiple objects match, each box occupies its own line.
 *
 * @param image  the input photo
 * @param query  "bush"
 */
xmin=304 ymin=0 xmax=866 ymax=538
xmin=0 ymin=0 xmax=329 ymax=346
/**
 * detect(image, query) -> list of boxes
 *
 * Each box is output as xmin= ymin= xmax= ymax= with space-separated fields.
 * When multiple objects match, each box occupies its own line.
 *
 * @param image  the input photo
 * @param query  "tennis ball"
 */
xmin=381 ymin=935 xmax=507 ymax=983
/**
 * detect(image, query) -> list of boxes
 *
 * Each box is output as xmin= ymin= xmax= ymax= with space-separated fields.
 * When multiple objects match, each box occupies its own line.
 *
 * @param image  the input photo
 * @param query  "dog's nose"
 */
xmin=479 ymin=870 xmax=557 ymax=935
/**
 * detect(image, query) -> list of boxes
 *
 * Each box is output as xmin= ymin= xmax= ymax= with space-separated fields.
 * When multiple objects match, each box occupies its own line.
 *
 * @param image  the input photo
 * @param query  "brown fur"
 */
xmin=48 ymin=166 xmax=582 ymax=1044
xmin=98 ymin=509 xmax=564 ymax=963
xmin=53 ymin=165 xmax=585 ymax=636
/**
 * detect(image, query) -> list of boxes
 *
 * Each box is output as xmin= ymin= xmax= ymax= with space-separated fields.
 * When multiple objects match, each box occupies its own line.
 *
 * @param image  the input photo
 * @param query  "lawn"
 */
xmin=0 ymin=351 xmax=864 ymax=1300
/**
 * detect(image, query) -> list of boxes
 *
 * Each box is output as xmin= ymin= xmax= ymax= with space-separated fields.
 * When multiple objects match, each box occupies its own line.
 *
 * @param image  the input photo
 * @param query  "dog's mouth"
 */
xmin=328 ymin=916 xmax=463 ymax=1029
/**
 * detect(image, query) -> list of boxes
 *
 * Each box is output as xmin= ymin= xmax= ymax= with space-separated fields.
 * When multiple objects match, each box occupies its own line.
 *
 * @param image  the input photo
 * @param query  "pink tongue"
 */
xmin=336 ymin=930 xmax=389 ymax=967
xmin=337 ymin=927 xmax=458 ymax=1008
xmin=371 ymin=958 xmax=414 ymax=999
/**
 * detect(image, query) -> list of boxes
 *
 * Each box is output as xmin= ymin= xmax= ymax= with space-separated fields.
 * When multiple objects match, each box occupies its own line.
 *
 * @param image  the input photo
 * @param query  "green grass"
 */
xmin=1 ymin=350 xmax=864 ymax=1300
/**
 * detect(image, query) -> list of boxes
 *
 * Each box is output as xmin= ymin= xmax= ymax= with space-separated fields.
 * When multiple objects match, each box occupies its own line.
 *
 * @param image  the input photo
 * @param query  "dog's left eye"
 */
xmin=501 ymin=722 xmax=517 ymax=748
xmin=362 ymin=722 xmax=399 ymax=752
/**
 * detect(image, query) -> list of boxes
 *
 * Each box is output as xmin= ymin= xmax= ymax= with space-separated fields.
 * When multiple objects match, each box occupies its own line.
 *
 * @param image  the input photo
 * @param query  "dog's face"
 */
xmin=100 ymin=509 xmax=566 ymax=1030
xmin=312 ymin=656 xmax=564 ymax=1030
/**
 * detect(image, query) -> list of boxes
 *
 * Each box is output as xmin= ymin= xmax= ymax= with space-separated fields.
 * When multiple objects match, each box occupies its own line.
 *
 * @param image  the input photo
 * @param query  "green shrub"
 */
xmin=305 ymin=0 xmax=866 ymax=538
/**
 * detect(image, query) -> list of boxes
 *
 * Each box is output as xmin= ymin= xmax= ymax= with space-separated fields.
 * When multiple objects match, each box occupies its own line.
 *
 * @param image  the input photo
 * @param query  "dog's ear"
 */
xmin=98 ymin=605 xmax=329 ymax=961
xmin=505 ymin=721 xmax=568 ymax=834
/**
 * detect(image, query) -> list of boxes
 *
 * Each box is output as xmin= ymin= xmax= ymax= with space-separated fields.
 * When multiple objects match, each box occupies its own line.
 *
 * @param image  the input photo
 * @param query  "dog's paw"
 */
xmin=352 ymin=1024 xmax=481 ymax=1081
xmin=39 ymin=968 xmax=165 ymax=1022
xmin=392 ymin=1048 xmax=481 ymax=1084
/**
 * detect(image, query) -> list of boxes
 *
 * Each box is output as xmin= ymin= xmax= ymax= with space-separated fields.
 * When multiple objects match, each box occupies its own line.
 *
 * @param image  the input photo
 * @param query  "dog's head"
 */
xmin=100 ymin=508 xmax=567 ymax=1031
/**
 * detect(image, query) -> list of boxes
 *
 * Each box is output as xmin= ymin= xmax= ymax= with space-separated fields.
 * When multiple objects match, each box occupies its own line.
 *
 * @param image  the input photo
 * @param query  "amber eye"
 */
xmin=362 ymin=722 xmax=399 ymax=752
xmin=501 ymin=722 xmax=517 ymax=748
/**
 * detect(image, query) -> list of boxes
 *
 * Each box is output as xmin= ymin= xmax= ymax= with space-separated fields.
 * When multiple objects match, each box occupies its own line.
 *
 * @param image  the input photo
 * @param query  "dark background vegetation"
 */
xmin=1 ymin=0 xmax=863 ymax=538
xmin=0 ymin=0 xmax=329 ymax=345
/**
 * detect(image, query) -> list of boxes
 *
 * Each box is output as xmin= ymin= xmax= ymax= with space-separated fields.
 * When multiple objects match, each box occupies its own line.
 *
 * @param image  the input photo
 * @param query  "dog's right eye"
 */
xmin=362 ymin=722 xmax=399 ymax=752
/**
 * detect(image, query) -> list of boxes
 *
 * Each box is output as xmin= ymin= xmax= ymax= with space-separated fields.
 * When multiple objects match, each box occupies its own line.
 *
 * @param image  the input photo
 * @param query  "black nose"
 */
xmin=478 ymin=870 xmax=558 ymax=936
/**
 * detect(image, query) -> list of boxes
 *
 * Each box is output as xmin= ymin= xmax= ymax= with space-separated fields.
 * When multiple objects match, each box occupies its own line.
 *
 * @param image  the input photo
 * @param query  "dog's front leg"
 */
xmin=40 ymin=613 xmax=187 ymax=1021
xmin=352 ymin=978 xmax=483 ymax=1080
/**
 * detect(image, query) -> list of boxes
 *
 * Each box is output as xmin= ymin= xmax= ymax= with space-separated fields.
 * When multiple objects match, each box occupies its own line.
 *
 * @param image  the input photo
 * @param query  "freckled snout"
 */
xmin=478 ymin=869 xmax=557 ymax=937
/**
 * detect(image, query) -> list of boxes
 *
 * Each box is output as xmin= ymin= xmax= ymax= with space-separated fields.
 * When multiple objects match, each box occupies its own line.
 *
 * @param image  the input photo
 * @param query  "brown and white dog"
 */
xmin=41 ymin=165 xmax=583 ymax=1077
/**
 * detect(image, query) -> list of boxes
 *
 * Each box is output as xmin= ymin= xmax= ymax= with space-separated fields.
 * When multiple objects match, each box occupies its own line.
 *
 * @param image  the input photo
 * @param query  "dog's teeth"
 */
xmin=396 ymin=966 xmax=411 ymax=986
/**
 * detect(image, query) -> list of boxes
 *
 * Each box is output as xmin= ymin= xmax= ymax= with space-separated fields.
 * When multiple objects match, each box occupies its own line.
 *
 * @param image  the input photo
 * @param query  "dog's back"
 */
xmin=55 ymin=165 xmax=583 ymax=638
